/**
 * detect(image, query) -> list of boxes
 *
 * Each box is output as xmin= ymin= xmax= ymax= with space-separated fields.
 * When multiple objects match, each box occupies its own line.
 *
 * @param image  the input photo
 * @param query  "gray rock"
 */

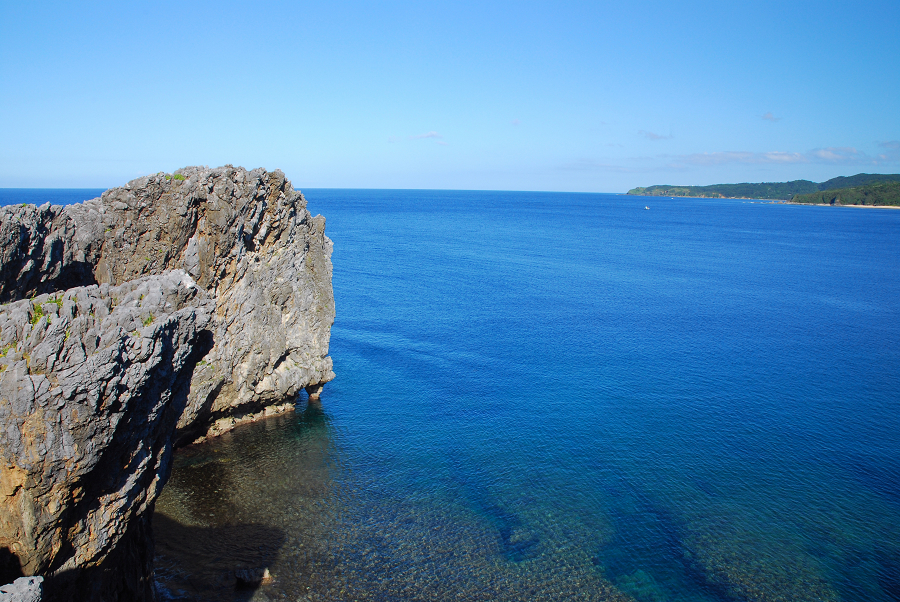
xmin=0 ymin=577 xmax=43 ymax=602
xmin=0 ymin=272 xmax=211 ymax=599
xmin=0 ymin=166 xmax=335 ymax=437
xmin=0 ymin=167 xmax=334 ymax=600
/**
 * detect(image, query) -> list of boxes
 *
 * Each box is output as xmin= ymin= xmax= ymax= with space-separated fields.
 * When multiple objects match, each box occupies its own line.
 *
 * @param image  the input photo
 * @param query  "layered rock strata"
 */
xmin=0 ymin=166 xmax=335 ymax=600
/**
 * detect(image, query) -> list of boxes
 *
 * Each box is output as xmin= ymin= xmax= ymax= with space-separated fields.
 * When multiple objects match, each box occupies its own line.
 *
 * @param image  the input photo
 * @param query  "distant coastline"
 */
xmin=627 ymin=172 xmax=900 ymax=206
xmin=782 ymin=201 xmax=900 ymax=209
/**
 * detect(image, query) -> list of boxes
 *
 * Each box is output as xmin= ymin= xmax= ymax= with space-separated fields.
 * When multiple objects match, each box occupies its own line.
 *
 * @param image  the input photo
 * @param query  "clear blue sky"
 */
xmin=2 ymin=0 xmax=898 ymax=192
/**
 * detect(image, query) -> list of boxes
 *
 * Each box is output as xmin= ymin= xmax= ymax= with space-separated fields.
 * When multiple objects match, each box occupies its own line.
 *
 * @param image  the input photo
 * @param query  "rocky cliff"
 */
xmin=0 ymin=166 xmax=335 ymax=600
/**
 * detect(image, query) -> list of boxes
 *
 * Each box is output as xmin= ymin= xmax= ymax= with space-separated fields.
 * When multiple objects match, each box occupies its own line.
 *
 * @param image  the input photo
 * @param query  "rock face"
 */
xmin=0 ymin=166 xmax=335 ymax=600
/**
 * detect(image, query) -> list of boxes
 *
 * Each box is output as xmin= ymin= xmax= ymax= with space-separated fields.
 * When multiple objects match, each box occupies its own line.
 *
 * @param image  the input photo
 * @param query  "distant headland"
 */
xmin=627 ymin=173 xmax=900 ymax=206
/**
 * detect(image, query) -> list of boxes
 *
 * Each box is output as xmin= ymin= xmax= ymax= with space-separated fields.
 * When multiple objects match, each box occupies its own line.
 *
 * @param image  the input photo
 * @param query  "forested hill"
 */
xmin=818 ymin=173 xmax=900 ymax=190
xmin=627 ymin=173 xmax=900 ymax=200
xmin=791 ymin=181 xmax=900 ymax=206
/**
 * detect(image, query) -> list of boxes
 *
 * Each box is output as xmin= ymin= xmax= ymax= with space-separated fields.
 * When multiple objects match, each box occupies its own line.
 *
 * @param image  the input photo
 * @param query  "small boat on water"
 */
xmin=644 ymin=206 xmax=650 ymax=210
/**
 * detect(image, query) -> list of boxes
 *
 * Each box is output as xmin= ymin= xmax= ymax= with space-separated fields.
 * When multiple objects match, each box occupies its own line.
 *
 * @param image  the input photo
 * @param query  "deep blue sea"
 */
xmin=0 ymin=188 xmax=105 ymax=207
xmin=4 ymin=188 xmax=899 ymax=601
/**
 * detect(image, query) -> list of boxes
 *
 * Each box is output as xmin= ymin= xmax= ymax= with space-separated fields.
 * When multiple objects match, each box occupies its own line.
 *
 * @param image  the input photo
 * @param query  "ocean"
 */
xmin=4 ymin=188 xmax=899 ymax=601
xmin=0 ymin=188 xmax=106 ymax=207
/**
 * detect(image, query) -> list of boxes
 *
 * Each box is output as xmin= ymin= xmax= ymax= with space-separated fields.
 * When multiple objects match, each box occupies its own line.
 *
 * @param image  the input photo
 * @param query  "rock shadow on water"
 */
xmin=153 ymin=513 xmax=285 ymax=602
xmin=153 ymin=397 xmax=336 ymax=601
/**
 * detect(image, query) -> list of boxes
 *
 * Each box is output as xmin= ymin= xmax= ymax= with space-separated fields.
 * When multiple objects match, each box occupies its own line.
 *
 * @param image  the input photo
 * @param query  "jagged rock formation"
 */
xmin=0 ymin=166 xmax=335 ymax=600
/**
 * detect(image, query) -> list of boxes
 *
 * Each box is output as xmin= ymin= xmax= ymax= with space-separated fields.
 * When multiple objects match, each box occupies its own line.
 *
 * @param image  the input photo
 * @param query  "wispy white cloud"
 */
xmin=672 ymin=151 xmax=805 ymax=166
xmin=511 ymin=119 xmax=521 ymax=126
xmin=559 ymin=142 xmax=900 ymax=180
xmin=436 ymin=140 xmax=449 ymax=146
xmin=667 ymin=146 xmax=895 ymax=167
xmin=639 ymin=130 xmax=672 ymax=140
xmin=808 ymin=147 xmax=866 ymax=162
xmin=877 ymin=141 xmax=900 ymax=161
xmin=410 ymin=131 xmax=442 ymax=140
xmin=761 ymin=112 xmax=781 ymax=122
xmin=557 ymin=142 xmax=900 ymax=180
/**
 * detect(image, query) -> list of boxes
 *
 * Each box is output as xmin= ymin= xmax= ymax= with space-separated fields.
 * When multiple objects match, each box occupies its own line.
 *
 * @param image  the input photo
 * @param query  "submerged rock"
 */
xmin=0 ymin=167 xmax=334 ymax=600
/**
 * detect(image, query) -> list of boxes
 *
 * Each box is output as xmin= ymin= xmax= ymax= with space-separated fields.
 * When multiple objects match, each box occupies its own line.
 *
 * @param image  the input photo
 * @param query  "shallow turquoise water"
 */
xmin=151 ymin=190 xmax=900 ymax=601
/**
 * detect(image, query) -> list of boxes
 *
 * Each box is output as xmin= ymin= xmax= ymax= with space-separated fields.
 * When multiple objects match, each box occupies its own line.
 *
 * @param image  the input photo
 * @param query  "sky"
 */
xmin=1 ymin=0 xmax=898 ymax=192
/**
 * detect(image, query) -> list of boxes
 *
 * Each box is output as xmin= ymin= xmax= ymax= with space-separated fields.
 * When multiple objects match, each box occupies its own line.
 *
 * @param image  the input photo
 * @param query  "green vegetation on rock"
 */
xmin=791 ymin=181 xmax=900 ymax=206
xmin=818 ymin=173 xmax=900 ymax=190
xmin=628 ymin=173 xmax=900 ymax=202
xmin=28 ymin=302 xmax=45 ymax=325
